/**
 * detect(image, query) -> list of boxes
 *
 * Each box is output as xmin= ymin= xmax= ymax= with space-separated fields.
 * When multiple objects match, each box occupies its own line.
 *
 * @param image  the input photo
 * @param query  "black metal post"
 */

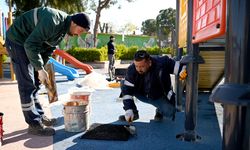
xmin=209 ymin=0 xmax=250 ymax=149
xmin=176 ymin=0 xmax=204 ymax=141
xmin=174 ymin=0 xmax=184 ymax=112
xmin=176 ymin=48 xmax=184 ymax=112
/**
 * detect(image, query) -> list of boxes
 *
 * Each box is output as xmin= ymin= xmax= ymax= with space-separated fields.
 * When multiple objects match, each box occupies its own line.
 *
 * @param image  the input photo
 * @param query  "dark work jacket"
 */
xmin=107 ymin=40 xmax=115 ymax=54
xmin=6 ymin=7 xmax=71 ymax=70
xmin=121 ymin=55 xmax=180 ymax=111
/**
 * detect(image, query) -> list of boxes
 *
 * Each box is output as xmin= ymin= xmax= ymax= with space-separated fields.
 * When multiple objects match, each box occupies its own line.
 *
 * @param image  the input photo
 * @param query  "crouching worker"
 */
xmin=5 ymin=7 xmax=91 ymax=136
xmin=119 ymin=50 xmax=187 ymax=122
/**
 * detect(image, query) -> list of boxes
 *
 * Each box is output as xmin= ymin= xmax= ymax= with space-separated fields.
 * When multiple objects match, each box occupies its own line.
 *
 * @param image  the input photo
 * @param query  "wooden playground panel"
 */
xmin=198 ymin=50 xmax=225 ymax=90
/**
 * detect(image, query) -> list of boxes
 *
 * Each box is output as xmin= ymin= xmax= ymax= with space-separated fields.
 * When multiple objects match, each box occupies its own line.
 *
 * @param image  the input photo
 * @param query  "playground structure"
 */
xmin=0 ymin=1 xmax=249 ymax=149
xmin=48 ymin=49 xmax=94 ymax=80
xmin=53 ymin=49 xmax=93 ymax=74
xmin=48 ymin=57 xmax=79 ymax=80
xmin=175 ymin=0 xmax=249 ymax=150
xmin=0 ymin=1 xmax=15 ymax=80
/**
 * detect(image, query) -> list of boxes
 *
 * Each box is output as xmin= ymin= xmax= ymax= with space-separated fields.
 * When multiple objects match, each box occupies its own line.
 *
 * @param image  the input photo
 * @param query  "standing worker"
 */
xmin=107 ymin=35 xmax=116 ymax=80
xmin=119 ymin=50 xmax=187 ymax=122
xmin=5 ymin=7 xmax=91 ymax=136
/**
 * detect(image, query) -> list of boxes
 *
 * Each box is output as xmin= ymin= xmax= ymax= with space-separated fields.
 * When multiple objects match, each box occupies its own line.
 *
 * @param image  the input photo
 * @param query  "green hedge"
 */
xmin=65 ymin=45 xmax=174 ymax=62
xmin=67 ymin=47 xmax=105 ymax=62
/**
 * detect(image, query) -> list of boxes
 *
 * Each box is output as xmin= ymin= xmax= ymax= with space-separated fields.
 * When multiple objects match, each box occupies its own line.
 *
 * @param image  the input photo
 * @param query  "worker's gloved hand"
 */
xmin=125 ymin=109 xmax=134 ymax=122
xmin=179 ymin=65 xmax=187 ymax=80
xmin=38 ymin=69 xmax=49 ymax=84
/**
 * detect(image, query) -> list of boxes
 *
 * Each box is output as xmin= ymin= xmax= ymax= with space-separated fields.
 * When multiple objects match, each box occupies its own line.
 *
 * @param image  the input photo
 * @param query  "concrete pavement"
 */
xmin=0 ymin=67 xmax=223 ymax=150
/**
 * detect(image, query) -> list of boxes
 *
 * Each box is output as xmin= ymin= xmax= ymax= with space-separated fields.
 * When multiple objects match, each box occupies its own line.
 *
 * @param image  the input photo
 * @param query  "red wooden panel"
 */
xmin=192 ymin=0 xmax=226 ymax=43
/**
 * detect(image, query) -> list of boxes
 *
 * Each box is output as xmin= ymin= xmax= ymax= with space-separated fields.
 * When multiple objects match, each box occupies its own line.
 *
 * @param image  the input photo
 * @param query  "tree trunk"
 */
xmin=93 ymin=7 xmax=101 ymax=47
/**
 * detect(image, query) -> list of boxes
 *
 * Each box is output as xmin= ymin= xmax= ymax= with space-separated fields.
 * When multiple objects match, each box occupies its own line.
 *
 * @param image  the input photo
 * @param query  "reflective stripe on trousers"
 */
xmin=5 ymin=38 xmax=43 ymax=125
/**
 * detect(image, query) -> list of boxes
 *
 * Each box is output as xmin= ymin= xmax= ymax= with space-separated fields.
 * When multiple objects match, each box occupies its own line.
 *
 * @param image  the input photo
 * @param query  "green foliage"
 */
xmin=145 ymin=46 xmax=161 ymax=55
xmin=64 ymin=44 xmax=174 ymax=62
xmin=161 ymin=47 xmax=174 ymax=55
xmin=8 ymin=0 xmax=41 ymax=16
xmin=119 ymin=46 xmax=137 ymax=60
xmin=141 ymin=19 xmax=157 ymax=36
xmin=67 ymin=47 xmax=102 ymax=62
xmin=45 ymin=0 xmax=86 ymax=14
xmin=156 ymin=8 xmax=176 ymax=37
xmin=118 ymin=46 xmax=173 ymax=60
xmin=115 ymin=44 xmax=128 ymax=59
xmin=8 ymin=0 xmax=87 ymax=17
xmin=98 ymin=46 xmax=108 ymax=61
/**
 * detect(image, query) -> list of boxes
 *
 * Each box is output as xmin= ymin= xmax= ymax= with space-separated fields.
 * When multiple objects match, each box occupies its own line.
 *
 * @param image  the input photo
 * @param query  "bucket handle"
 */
xmin=62 ymin=107 xmax=88 ymax=115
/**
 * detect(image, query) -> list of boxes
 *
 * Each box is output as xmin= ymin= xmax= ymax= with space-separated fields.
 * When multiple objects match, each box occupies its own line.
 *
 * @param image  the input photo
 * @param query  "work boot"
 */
xmin=119 ymin=111 xmax=139 ymax=122
xmin=28 ymin=124 xmax=55 ymax=136
xmin=154 ymin=109 xmax=163 ymax=121
xmin=42 ymin=115 xmax=57 ymax=126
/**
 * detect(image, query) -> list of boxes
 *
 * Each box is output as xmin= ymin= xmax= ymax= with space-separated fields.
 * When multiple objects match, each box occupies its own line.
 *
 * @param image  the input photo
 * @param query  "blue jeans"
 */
xmin=5 ymin=38 xmax=44 ymax=126
xmin=135 ymin=94 xmax=175 ymax=119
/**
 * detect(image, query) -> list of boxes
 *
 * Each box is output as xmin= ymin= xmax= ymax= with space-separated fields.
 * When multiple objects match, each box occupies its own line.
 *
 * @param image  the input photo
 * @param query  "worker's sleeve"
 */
xmin=42 ymin=46 xmax=56 ymax=65
xmin=162 ymin=56 xmax=184 ymax=75
xmin=121 ymin=66 xmax=137 ymax=111
xmin=24 ymin=17 xmax=56 ymax=71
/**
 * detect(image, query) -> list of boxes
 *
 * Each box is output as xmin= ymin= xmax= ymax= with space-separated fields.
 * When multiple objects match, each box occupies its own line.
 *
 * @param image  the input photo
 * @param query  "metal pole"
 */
xmin=181 ymin=43 xmax=201 ymax=141
xmin=175 ymin=0 xmax=184 ymax=112
xmin=175 ymin=48 xmax=184 ymax=112
xmin=176 ymin=0 xmax=204 ymax=141
xmin=223 ymin=0 xmax=250 ymax=149
xmin=210 ymin=0 xmax=250 ymax=149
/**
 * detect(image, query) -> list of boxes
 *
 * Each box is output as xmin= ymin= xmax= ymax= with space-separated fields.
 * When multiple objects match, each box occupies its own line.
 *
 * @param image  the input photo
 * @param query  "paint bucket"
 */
xmin=64 ymin=101 xmax=89 ymax=132
xmin=69 ymin=87 xmax=93 ymax=105
xmin=0 ymin=112 xmax=3 ymax=146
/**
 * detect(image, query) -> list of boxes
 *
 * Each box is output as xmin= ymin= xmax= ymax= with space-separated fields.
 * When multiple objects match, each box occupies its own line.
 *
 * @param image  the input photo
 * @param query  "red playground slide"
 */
xmin=53 ymin=49 xmax=93 ymax=74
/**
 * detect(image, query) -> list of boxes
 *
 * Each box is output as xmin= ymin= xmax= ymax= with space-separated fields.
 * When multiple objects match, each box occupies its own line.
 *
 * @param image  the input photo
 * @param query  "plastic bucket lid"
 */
xmin=69 ymin=87 xmax=93 ymax=96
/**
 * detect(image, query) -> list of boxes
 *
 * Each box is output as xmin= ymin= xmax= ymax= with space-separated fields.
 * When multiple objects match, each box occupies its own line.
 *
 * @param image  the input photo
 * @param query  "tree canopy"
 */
xmin=88 ymin=0 xmax=136 ymax=47
xmin=141 ymin=19 xmax=157 ymax=36
xmin=141 ymin=8 xmax=176 ymax=48
xmin=5 ymin=0 xmax=87 ymax=17
xmin=156 ymin=8 xmax=176 ymax=39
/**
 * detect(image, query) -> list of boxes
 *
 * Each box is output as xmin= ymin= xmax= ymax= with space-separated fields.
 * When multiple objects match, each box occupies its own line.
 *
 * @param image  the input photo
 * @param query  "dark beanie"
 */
xmin=71 ymin=13 xmax=91 ymax=30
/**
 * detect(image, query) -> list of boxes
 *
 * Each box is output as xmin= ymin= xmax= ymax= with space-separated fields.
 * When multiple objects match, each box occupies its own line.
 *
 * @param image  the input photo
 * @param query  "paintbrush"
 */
xmin=124 ymin=119 xmax=136 ymax=135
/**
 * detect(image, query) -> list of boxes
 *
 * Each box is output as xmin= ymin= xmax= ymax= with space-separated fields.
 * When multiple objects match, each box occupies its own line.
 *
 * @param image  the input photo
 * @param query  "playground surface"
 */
xmin=0 ymin=68 xmax=223 ymax=150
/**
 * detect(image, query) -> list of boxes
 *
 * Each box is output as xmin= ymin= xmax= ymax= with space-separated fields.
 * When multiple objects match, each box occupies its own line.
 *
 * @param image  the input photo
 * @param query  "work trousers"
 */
xmin=135 ymin=94 xmax=176 ymax=119
xmin=108 ymin=54 xmax=115 ymax=70
xmin=5 ymin=38 xmax=44 ymax=126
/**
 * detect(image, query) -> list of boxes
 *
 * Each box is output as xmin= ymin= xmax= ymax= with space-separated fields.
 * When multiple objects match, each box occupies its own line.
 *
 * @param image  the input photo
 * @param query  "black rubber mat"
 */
xmin=81 ymin=123 xmax=132 ymax=141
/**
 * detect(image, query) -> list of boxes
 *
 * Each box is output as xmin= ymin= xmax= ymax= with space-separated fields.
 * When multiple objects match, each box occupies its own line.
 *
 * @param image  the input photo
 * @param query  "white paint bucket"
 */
xmin=70 ymin=91 xmax=90 ymax=105
xmin=69 ymin=87 xmax=93 ymax=105
xmin=64 ymin=101 xmax=89 ymax=132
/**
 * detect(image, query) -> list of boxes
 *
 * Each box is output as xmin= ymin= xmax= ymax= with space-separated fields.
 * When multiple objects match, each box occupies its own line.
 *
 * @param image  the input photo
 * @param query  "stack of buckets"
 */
xmin=0 ymin=112 xmax=3 ymax=146
xmin=64 ymin=87 xmax=92 ymax=132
